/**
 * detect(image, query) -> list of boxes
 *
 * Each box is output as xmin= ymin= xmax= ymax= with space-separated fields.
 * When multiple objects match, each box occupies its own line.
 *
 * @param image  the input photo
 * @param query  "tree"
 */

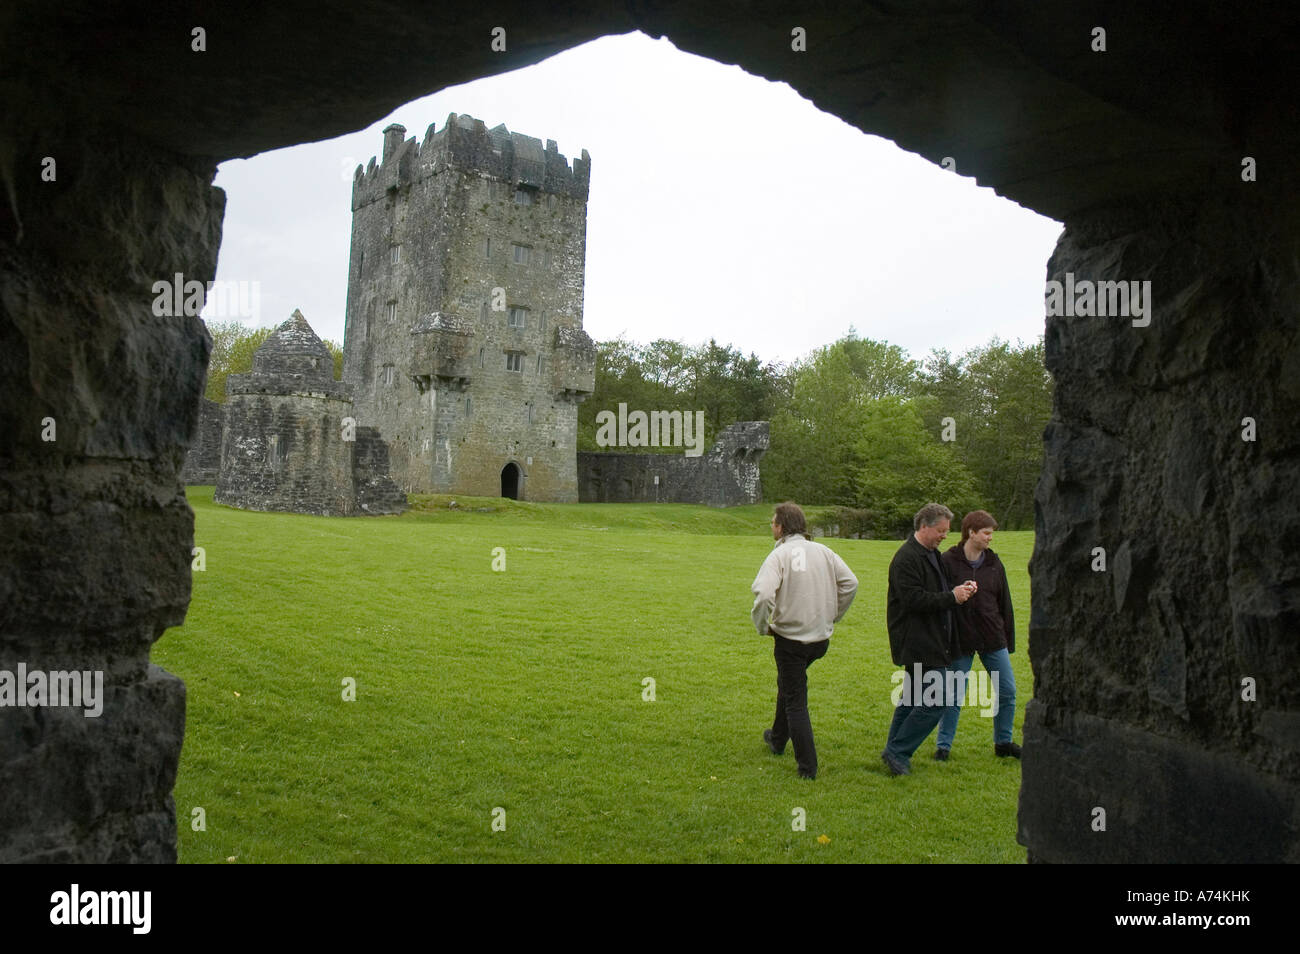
xmin=203 ymin=321 xmax=273 ymax=403
xmin=323 ymin=339 xmax=344 ymax=381
xmin=853 ymin=396 xmax=980 ymax=536
xmin=762 ymin=332 xmax=921 ymax=504
xmin=578 ymin=336 xmax=783 ymax=454
xmin=917 ymin=337 xmax=1051 ymax=528
xmin=202 ymin=321 xmax=343 ymax=403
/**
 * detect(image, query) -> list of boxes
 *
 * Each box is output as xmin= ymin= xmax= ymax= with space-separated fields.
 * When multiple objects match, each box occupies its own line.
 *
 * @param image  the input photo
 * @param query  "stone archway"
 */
xmin=2 ymin=3 xmax=1296 ymax=863
xmin=501 ymin=462 xmax=521 ymax=500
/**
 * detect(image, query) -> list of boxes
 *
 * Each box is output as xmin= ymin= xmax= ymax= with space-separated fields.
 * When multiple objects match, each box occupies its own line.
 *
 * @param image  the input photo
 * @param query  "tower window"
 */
xmin=512 ymin=244 xmax=531 ymax=265
xmin=505 ymin=352 xmax=523 ymax=373
xmin=386 ymin=301 xmax=396 ymax=322
xmin=466 ymin=396 xmax=472 ymax=417
xmin=514 ymin=188 xmax=534 ymax=206
xmin=390 ymin=244 xmax=401 ymax=264
xmin=508 ymin=307 xmax=528 ymax=329
xmin=527 ymin=403 xmax=534 ymax=426
xmin=382 ymin=364 xmax=395 ymax=386
xmin=479 ymin=347 xmax=485 ymax=368
xmin=484 ymin=236 xmax=491 ymax=259
xmin=536 ymin=354 xmax=543 ymax=374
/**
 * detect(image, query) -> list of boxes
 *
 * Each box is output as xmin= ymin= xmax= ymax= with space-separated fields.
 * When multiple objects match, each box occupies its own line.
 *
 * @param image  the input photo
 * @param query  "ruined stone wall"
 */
xmin=0 ymin=122 xmax=209 ymax=862
xmin=7 ymin=0 xmax=1299 ymax=867
xmin=1019 ymin=193 xmax=1300 ymax=863
xmin=215 ymin=386 xmax=357 ymax=516
xmin=343 ymin=115 xmax=594 ymax=501
xmin=352 ymin=426 xmax=409 ymax=514
xmin=579 ymin=422 xmax=769 ymax=506
xmin=181 ymin=397 xmax=224 ymax=484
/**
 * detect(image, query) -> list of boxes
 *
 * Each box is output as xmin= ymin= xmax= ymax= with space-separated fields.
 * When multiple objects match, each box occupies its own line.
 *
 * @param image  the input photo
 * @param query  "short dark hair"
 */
xmin=913 ymin=503 xmax=953 ymax=531
xmin=960 ymin=509 xmax=998 ymax=543
xmin=773 ymin=501 xmax=806 ymax=537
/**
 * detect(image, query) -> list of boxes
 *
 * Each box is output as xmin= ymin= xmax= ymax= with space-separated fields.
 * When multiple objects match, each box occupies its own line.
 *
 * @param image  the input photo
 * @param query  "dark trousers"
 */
xmin=884 ymin=666 xmax=953 ymax=767
xmin=771 ymin=635 xmax=830 ymax=777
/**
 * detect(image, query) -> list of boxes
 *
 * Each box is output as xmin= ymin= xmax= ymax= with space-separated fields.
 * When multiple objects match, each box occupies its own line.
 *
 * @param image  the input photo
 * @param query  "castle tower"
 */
xmin=342 ymin=114 xmax=596 ymax=501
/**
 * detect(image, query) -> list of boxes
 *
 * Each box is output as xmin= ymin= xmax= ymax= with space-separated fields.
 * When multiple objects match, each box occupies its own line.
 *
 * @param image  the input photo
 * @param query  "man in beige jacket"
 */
xmin=751 ymin=502 xmax=859 ymax=779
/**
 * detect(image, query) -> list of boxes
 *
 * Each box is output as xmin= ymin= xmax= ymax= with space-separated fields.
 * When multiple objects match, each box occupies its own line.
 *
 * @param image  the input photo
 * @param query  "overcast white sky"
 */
xmin=208 ymin=31 xmax=1062 ymax=367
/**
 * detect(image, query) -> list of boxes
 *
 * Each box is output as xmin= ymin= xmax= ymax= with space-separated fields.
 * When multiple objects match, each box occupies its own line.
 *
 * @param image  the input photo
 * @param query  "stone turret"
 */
xmin=248 ymin=308 xmax=339 ymax=388
xmin=215 ymin=310 xmax=404 ymax=516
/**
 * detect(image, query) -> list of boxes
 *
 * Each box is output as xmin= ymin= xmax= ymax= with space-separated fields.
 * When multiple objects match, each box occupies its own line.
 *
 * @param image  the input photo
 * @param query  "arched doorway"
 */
xmin=500 ymin=462 xmax=521 ymax=500
xmin=8 ymin=4 xmax=1293 ymax=867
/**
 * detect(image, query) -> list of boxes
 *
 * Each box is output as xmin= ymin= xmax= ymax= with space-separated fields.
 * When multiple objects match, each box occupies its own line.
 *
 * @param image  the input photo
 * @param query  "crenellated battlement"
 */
xmin=351 ymin=112 xmax=591 ymax=210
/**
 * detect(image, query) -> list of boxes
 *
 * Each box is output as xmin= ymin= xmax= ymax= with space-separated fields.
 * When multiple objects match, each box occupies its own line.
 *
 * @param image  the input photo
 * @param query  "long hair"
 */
xmin=773 ymin=501 xmax=806 ymax=537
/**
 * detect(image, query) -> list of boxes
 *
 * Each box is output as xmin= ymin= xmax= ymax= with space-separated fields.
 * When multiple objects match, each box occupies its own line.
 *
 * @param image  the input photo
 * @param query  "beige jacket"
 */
xmin=751 ymin=533 xmax=858 ymax=643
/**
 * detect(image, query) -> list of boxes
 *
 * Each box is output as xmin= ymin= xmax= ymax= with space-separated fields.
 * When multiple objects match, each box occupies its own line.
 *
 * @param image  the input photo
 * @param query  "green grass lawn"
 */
xmin=158 ymin=489 xmax=1034 ymax=863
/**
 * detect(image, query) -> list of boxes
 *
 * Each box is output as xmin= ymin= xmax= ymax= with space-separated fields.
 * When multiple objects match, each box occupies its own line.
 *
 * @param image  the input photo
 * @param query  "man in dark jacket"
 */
xmin=936 ymin=509 xmax=1020 ymax=759
xmin=881 ymin=503 xmax=975 ymax=776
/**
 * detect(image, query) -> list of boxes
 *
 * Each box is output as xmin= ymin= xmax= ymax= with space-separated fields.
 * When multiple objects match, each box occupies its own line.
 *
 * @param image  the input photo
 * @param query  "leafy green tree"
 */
xmin=854 ymin=396 xmax=980 ymax=536
xmin=323 ymin=339 xmax=344 ymax=381
xmin=918 ymin=338 xmax=1051 ymax=528
xmin=578 ymin=337 xmax=685 ymax=453
xmin=203 ymin=321 xmax=343 ymax=402
xmin=762 ymin=332 xmax=920 ymax=505
xmin=578 ymin=336 xmax=782 ymax=454
xmin=203 ymin=321 xmax=273 ymax=403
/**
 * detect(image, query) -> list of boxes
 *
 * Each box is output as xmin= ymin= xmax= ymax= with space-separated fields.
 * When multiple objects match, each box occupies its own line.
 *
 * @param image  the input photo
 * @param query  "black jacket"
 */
xmin=940 ymin=544 xmax=1016 ymax=655
xmin=886 ymin=535 xmax=960 ymax=668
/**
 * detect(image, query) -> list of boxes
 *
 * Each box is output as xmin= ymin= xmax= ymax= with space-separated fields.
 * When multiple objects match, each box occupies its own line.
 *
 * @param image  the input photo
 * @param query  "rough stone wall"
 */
xmin=1019 ymin=194 xmax=1300 ymax=863
xmin=0 ymin=123 xmax=212 ymax=862
xmin=579 ymin=422 xmax=769 ymax=506
xmin=214 ymin=389 xmax=357 ymax=516
xmin=6 ymin=1 xmax=1299 ymax=866
xmin=213 ymin=311 xmax=407 ymax=517
xmin=342 ymin=115 xmax=594 ymax=501
xmin=216 ymin=312 xmax=344 ymax=516
xmin=181 ymin=398 xmax=224 ymax=484
xmin=352 ymin=426 xmax=409 ymax=514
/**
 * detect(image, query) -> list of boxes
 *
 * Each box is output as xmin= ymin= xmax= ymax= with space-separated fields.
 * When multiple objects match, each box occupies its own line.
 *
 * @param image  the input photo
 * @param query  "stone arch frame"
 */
xmin=2 ymin=4 xmax=1296 ymax=863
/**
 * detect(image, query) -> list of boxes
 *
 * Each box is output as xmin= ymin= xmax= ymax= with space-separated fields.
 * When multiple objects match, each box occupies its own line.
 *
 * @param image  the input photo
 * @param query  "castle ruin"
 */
xmin=342 ymin=113 xmax=597 ymax=501
xmin=578 ymin=421 xmax=769 ymax=505
xmin=211 ymin=309 xmax=405 ymax=516
xmin=188 ymin=115 xmax=769 ymax=511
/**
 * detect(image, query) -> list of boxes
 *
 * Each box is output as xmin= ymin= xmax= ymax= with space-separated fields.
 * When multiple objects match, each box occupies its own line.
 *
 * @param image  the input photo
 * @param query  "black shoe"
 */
xmin=933 ymin=748 xmax=950 ymax=761
xmin=763 ymin=729 xmax=785 ymax=755
xmin=995 ymin=742 xmax=1022 ymax=759
xmin=881 ymin=750 xmax=910 ymax=776
xmin=798 ymin=770 xmax=816 ymax=780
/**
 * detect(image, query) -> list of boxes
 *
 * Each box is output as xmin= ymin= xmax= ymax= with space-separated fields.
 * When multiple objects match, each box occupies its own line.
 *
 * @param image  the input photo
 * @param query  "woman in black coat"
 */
xmin=935 ymin=510 xmax=1020 ymax=759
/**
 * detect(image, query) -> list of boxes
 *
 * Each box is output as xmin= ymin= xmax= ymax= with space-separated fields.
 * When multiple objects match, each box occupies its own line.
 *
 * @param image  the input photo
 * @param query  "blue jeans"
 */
xmin=884 ymin=666 xmax=954 ymax=767
xmin=935 ymin=648 xmax=1016 ymax=748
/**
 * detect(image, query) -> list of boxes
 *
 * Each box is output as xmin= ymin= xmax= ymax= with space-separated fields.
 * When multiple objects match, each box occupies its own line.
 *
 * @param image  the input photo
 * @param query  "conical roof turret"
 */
xmin=252 ymin=309 xmax=334 ymax=382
